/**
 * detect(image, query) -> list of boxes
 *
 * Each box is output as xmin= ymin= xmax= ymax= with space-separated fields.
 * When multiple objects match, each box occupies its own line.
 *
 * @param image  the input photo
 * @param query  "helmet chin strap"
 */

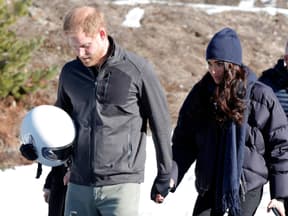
xmin=35 ymin=163 xmax=42 ymax=179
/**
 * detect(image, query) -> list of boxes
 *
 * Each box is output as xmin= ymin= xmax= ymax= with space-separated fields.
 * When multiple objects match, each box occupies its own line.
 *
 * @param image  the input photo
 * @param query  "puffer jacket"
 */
xmin=172 ymin=68 xmax=288 ymax=199
xmin=55 ymin=36 xmax=172 ymax=186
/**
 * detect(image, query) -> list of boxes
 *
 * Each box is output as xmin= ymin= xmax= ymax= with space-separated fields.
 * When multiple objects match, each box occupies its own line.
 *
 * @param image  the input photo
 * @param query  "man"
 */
xmin=259 ymin=40 xmax=288 ymax=215
xmin=56 ymin=5 xmax=172 ymax=216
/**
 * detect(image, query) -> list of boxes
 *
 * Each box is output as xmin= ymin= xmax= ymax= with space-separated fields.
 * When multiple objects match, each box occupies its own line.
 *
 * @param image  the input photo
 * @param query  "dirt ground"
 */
xmin=1 ymin=0 xmax=288 ymax=168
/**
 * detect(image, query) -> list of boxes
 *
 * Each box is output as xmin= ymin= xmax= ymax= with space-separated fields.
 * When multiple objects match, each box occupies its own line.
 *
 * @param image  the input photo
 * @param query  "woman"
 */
xmin=171 ymin=28 xmax=288 ymax=216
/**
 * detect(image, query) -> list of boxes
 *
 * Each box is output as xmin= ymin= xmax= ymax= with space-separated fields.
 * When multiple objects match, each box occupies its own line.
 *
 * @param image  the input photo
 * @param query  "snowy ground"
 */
xmin=0 ymin=136 xmax=275 ymax=216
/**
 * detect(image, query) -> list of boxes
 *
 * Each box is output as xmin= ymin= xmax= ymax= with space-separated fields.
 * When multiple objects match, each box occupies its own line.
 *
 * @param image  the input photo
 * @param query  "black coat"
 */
xmin=259 ymin=58 xmax=288 ymax=211
xmin=259 ymin=59 xmax=288 ymax=117
xmin=172 ymin=69 xmax=288 ymax=199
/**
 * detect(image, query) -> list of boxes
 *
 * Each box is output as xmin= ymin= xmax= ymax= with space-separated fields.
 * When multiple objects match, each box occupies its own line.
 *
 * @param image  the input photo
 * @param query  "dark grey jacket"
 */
xmin=55 ymin=37 xmax=172 ymax=186
xmin=172 ymin=69 xmax=288 ymax=199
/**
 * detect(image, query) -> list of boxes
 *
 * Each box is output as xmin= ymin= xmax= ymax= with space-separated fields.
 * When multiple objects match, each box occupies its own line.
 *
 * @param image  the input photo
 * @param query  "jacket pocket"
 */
xmin=97 ymin=69 xmax=131 ymax=105
xmin=94 ymin=128 xmax=132 ymax=174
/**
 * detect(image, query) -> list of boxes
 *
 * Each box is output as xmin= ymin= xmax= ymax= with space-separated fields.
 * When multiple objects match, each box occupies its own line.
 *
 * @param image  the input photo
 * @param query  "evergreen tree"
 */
xmin=0 ymin=0 xmax=56 ymax=100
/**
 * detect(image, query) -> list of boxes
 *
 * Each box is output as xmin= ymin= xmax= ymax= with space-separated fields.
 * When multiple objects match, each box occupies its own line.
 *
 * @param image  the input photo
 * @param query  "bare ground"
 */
xmin=2 ymin=0 xmax=288 ymax=168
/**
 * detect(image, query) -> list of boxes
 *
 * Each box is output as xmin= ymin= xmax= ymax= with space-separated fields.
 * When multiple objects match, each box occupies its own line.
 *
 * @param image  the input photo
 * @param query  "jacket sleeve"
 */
xmin=172 ymin=89 xmax=197 ymax=186
xmin=54 ymin=68 xmax=73 ymax=114
xmin=43 ymin=168 xmax=54 ymax=190
xmin=255 ymin=84 xmax=288 ymax=199
xmin=43 ymin=166 xmax=67 ymax=190
xmin=139 ymin=61 xmax=172 ymax=180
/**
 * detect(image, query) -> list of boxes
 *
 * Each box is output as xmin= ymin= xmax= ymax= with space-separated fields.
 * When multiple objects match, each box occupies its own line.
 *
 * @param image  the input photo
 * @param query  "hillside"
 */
xmin=1 ymin=0 xmax=288 ymax=168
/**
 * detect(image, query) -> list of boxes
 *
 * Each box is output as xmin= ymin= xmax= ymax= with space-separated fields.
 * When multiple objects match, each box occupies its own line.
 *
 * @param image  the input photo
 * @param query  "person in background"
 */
xmin=259 ymin=41 xmax=288 ymax=117
xmin=53 ymin=5 xmax=172 ymax=216
xmin=43 ymin=165 xmax=67 ymax=216
xmin=259 ymin=40 xmax=288 ymax=216
xmin=19 ymin=147 xmax=68 ymax=216
xmin=169 ymin=27 xmax=288 ymax=216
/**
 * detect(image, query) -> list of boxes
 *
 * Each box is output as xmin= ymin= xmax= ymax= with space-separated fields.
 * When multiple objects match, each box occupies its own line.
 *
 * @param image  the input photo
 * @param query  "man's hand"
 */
xmin=151 ymin=175 xmax=173 ymax=203
xmin=151 ymin=161 xmax=178 ymax=203
xmin=19 ymin=143 xmax=38 ymax=161
xmin=154 ymin=179 xmax=175 ymax=203
xmin=267 ymin=199 xmax=286 ymax=216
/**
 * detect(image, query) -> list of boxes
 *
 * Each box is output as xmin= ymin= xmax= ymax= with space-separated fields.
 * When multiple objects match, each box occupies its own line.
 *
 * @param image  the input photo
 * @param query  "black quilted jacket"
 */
xmin=172 ymin=67 xmax=288 ymax=199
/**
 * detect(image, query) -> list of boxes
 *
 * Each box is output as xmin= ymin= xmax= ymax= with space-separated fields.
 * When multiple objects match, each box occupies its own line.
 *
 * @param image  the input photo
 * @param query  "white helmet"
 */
xmin=20 ymin=105 xmax=76 ymax=167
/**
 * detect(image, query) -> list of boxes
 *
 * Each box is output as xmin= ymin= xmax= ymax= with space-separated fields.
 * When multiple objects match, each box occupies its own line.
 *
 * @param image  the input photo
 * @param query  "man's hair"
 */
xmin=63 ymin=6 xmax=106 ymax=36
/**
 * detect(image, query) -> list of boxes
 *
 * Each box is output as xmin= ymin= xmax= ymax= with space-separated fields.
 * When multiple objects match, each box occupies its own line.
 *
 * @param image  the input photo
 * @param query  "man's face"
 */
xmin=67 ymin=30 xmax=107 ymax=67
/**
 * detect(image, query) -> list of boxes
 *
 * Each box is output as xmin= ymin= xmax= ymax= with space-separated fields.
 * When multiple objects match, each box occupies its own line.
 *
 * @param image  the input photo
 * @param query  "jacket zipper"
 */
xmin=88 ymin=67 xmax=99 ymax=184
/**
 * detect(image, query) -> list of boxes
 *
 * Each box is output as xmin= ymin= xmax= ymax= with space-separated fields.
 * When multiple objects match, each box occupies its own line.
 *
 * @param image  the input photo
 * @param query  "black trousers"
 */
xmin=192 ymin=186 xmax=263 ymax=216
xmin=48 ymin=183 xmax=67 ymax=216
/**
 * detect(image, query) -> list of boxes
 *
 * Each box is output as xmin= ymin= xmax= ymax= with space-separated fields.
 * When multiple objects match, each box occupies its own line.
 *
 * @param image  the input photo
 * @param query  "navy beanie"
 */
xmin=206 ymin=27 xmax=242 ymax=66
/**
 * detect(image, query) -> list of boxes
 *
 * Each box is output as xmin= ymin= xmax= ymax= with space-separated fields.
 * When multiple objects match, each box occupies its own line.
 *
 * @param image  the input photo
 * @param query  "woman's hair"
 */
xmin=63 ymin=6 xmax=106 ymax=36
xmin=212 ymin=62 xmax=247 ymax=125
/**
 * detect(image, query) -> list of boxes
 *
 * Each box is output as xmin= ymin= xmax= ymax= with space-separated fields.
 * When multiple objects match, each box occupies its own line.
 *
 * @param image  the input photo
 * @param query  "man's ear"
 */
xmin=99 ymin=28 xmax=107 ymax=39
xmin=284 ymin=54 xmax=288 ymax=66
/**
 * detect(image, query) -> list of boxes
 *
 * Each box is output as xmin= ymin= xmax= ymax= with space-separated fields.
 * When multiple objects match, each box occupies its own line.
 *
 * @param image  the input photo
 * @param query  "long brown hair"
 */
xmin=212 ymin=62 xmax=247 ymax=125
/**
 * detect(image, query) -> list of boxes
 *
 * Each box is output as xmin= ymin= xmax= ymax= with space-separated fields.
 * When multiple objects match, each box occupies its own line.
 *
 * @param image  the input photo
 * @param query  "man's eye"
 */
xmin=83 ymin=44 xmax=91 ymax=49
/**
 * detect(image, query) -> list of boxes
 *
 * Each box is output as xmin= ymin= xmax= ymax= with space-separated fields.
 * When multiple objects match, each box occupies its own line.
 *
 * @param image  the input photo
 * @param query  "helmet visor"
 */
xmin=42 ymin=144 xmax=73 ymax=162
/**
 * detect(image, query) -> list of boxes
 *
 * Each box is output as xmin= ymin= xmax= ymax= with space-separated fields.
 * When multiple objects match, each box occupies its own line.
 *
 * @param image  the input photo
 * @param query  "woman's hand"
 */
xmin=267 ymin=199 xmax=286 ymax=216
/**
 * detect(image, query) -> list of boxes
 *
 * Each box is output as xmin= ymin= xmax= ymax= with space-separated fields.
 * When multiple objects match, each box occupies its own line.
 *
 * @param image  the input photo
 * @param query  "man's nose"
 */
xmin=77 ymin=47 xmax=86 ymax=57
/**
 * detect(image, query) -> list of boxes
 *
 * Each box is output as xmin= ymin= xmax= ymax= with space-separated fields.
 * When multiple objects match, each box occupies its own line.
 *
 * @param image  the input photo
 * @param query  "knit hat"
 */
xmin=206 ymin=27 xmax=242 ymax=66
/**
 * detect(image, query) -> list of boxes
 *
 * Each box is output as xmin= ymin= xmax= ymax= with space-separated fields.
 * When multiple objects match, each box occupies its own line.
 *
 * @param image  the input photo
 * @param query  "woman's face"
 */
xmin=207 ymin=59 xmax=225 ymax=84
